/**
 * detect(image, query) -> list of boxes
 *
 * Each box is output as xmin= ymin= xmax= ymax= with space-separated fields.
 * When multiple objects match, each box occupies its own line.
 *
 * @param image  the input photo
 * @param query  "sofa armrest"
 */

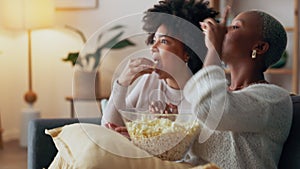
xmin=27 ymin=118 xmax=101 ymax=169
xmin=278 ymin=95 xmax=300 ymax=169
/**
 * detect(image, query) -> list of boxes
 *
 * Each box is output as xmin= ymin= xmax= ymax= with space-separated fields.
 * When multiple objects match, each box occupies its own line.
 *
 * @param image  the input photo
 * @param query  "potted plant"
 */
xmin=62 ymin=25 xmax=135 ymax=70
xmin=62 ymin=25 xmax=136 ymax=98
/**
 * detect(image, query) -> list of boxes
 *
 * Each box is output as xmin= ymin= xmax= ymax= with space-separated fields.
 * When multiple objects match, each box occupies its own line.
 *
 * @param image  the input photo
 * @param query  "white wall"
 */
xmin=0 ymin=0 xmax=298 ymax=141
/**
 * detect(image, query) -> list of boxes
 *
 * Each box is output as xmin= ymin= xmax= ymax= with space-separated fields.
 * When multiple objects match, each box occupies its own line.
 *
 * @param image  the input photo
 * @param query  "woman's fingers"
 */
xmin=105 ymin=123 xmax=130 ymax=139
xmin=129 ymin=65 xmax=153 ymax=74
xmin=149 ymin=101 xmax=166 ymax=114
xmin=149 ymin=101 xmax=179 ymax=115
xmin=118 ymin=57 xmax=156 ymax=86
xmin=200 ymin=18 xmax=217 ymax=33
xmin=220 ymin=5 xmax=231 ymax=26
xmin=199 ymin=22 xmax=206 ymax=31
xmin=199 ymin=6 xmax=230 ymax=56
xmin=129 ymin=58 xmax=155 ymax=68
xmin=201 ymin=5 xmax=231 ymax=31
xmin=129 ymin=58 xmax=156 ymax=82
xmin=114 ymin=126 xmax=127 ymax=132
xmin=105 ymin=122 xmax=118 ymax=130
xmin=204 ymin=18 xmax=218 ymax=26
xmin=115 ymin=126 xmax=130 ymax=139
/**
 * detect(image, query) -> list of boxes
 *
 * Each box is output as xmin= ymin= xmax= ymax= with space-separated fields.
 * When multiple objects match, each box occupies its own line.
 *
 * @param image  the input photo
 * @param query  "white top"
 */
xmin=101 ymin=73 xmax=191 ymax=126
xmin=184 ymin=66 xmax=293 ymax=169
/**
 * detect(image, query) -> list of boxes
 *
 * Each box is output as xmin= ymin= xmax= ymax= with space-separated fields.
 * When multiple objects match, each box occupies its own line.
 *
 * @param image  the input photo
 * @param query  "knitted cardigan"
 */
xmin=183 ymin=66 xmax=293 ymax=169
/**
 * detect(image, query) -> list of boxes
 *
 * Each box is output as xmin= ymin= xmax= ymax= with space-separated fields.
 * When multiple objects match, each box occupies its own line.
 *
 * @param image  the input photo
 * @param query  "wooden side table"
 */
xmin=65 ymin=96 xmax=108 ymax=118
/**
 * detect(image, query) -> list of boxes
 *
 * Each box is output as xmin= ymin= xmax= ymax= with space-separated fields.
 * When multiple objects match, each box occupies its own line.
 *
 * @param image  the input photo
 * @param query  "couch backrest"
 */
xmin=278 ymin=95 xmax=300 ymax=168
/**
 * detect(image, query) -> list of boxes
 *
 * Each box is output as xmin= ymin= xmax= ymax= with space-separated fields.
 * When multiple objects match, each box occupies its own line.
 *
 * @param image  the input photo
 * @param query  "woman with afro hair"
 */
xmin=102 ymin=0 xmax=218 ymax=133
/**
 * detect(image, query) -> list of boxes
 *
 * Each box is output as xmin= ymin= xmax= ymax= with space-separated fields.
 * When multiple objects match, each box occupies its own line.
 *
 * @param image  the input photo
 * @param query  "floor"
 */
xmin=0 ymin=140 xmax=27 ymax=169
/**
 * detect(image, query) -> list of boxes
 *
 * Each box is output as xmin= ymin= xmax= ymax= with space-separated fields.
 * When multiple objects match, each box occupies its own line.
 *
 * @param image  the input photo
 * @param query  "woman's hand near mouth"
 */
xmin=118 ymin=57 xmax=157 ymax=86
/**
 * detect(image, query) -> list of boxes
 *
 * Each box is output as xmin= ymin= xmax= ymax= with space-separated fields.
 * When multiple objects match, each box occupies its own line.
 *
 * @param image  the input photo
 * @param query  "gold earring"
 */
xmin=252 ymin=50 xmax=257 ymax=59
xmin=185 ymin=56 xmax=189 ymax=62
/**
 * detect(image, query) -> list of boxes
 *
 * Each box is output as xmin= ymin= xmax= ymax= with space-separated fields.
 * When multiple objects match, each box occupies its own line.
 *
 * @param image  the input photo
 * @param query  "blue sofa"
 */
xmin=27 ymin=96 xmax=300 ymax=169
xmin=27 ymin=118 xmax=102 ymax=169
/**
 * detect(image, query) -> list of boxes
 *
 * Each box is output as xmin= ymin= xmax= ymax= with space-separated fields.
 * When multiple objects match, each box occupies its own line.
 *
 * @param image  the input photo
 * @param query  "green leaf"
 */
xmin=85 ymin=53 xmax=95 ymax=67
xmin=112 ymin=39 xmax=135 ymax=49
xmin=92 ymin=48 xmax=102 ymax=70
xmin=97 ymin=25 xmax=125 ymax=42
xmin=62 ymin=52 xmax=79 ymax=66
xmin=97 ymin=33 xmax=104 ymax=43
xmin=62 ymin=24 xmax=136 ymax=70
xmin=65 ymin=25 xmax=87 ymax=43
xmin=271 ymin=50 xmax=288 ymax=68
xmin=108 ymin=25 xmax=125 ymax=31
xmin=99 ymin=31 xmax=124 ymax=49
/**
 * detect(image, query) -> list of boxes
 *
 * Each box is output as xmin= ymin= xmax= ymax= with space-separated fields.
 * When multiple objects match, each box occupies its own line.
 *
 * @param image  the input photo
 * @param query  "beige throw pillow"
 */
xmin=46 ymin=123 xmax=193 ymax=169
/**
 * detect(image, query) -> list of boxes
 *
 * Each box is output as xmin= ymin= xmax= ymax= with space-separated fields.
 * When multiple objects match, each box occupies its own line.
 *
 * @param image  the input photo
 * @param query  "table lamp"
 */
xmin=2 ymin=0 xmax=55 ymax=106
xmin=1 ymin=0 xmax=55 ymax=147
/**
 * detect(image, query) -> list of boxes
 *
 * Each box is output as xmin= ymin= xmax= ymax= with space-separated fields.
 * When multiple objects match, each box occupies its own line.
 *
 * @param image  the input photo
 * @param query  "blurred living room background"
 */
xmin=0 ymin=0 xmax=158 ymax=144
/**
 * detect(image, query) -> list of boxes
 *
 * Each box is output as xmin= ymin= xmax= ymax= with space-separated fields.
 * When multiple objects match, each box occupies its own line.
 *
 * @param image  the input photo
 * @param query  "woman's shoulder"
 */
xmin=243 ymin=83 xmax=292 ymax=108
xmin=246 ymin=83 xmax=290 ymax=96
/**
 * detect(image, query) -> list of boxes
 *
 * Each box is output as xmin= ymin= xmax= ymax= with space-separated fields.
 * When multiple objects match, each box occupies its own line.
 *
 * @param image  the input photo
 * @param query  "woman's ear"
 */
xmin=253 ymin=41 xmax=269 ymax=55
xmin=183 ymin=52 xmax=189 ymax=62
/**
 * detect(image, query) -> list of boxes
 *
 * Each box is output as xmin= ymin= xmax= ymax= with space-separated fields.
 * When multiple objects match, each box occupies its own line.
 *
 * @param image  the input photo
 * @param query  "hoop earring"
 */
xmin=252 ymin=50 xmax=257 ymax=59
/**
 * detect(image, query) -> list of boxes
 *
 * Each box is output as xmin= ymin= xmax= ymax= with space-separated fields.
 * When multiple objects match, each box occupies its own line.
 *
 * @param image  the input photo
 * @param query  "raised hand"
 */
xmin=118 ymin=58 xmax=156 ymax=87
xmin=200 ymin=6 xmax=230 ymax=54
xmin=200 ymin=6 xmax=230 ymax=67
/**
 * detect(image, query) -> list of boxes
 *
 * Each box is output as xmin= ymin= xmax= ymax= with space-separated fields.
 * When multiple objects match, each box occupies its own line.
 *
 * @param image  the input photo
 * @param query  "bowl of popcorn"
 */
xmin=119 ymin=108 xmax=201 ymax=161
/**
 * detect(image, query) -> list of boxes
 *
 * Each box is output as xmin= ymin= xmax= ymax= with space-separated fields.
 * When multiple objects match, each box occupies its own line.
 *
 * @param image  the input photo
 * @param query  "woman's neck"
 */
xmin=165 ymin=68 xmax=192 ymax=90
xmin=228 ymin=64 xmax=266 ymax=90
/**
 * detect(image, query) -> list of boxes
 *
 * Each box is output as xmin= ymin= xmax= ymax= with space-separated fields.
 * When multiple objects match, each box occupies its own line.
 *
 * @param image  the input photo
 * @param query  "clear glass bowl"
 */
xmin=119 ymin=108 xmax=200 ymax=161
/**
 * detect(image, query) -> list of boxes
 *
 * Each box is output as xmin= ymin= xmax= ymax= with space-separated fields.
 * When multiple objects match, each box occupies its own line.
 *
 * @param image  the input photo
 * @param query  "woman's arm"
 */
xmin=184 ymin=66 xmax=291 ymax=133
xmin=101 ymin=74 xmax=153 ymax=126
xmin=101 ymin=57 xmax=155 ymax=126
xmin=101 ymin=80 xmax=129 ymax=126
xmin=201 ymin=6 xmax=230 ymax=68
